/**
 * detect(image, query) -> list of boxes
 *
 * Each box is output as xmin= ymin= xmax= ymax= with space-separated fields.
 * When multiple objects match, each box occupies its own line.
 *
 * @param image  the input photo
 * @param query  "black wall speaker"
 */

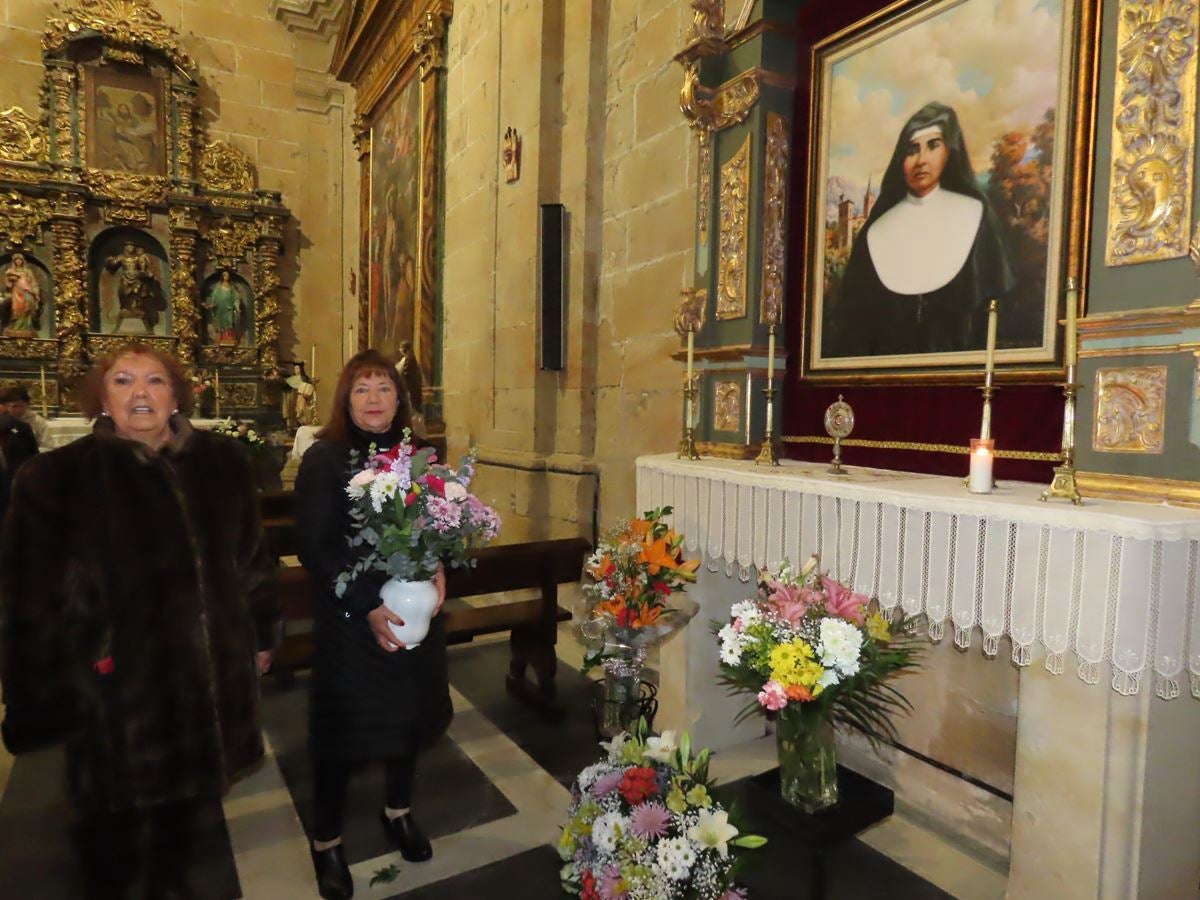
xmin=539 ymin=203 xmax=565 ymax=371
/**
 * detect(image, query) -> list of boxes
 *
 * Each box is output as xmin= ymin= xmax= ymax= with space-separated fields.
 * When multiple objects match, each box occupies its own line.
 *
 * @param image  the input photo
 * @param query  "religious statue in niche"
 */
xmin=104 ymin=242 xmax=167 ymax=333
xmin=1 ymin=253 xmax=44 ymax=336
xmin=282 ymin=361 xmax=317 ymax=431
xmin=204 ymin=270 xmax=252 ymax=345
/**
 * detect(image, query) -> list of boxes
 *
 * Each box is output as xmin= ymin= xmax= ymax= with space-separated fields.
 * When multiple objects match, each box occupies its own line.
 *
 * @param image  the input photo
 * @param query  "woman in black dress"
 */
xmin=295 ymin=349 xmax=452 ymax=900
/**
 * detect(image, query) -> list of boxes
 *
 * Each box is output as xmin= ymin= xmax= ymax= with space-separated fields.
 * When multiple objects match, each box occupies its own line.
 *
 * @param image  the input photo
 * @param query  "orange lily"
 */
xmin=633 ymin=604 xmax=663 ymax=627
xmin=638 ymin=537 xmax=682 ymax=575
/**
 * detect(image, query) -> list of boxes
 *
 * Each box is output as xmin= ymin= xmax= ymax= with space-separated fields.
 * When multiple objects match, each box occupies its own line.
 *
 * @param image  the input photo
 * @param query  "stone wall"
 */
xmin=0 ymin=0 xmax=352 ymax=420
xmin=441 ymin=0 xmax=695 ymax=540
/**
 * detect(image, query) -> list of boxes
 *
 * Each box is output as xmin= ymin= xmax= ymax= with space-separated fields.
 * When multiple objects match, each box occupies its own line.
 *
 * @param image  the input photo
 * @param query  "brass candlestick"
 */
xmin=674 ymin=286 xmax=706 ymax=461
xmin=755 ymin=386 xmax=779 ymax=466
xmin=1040 ymin=363 xmax=1082 ymax=505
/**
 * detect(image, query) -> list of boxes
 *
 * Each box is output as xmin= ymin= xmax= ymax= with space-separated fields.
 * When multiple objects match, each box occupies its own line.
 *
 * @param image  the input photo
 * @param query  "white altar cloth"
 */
xmin=637 ymin=454 xmax=1200 ymax=701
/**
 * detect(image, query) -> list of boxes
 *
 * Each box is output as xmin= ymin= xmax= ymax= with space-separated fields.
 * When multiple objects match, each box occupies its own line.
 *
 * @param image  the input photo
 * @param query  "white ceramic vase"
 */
xmin=379 ymin=578 xmax=438 ymax=649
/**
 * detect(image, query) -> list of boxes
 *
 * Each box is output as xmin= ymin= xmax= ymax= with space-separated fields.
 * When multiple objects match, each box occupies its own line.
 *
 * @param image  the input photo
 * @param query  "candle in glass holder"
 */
xmin=968 ymin=439 xmax=994 ymax=494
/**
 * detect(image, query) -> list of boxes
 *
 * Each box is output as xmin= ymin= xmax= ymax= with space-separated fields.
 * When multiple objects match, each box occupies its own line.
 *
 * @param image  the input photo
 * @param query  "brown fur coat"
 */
xmin=0 ymin=418 xmax=280 ymax=812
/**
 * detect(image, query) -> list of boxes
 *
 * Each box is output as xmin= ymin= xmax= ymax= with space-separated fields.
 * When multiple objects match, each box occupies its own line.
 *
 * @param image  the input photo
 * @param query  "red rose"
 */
xmin=93 ymin=656 xmax=114 ymax=675
xmin=422 ymin=474 xmax=446 ymax=496
xmin=404 ymin=491 xmax=418 ymax=507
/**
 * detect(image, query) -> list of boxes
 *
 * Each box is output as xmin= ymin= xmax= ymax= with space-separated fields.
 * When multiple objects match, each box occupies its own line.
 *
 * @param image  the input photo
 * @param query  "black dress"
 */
xmin=294 ymin=422 xmax=452 ymax=762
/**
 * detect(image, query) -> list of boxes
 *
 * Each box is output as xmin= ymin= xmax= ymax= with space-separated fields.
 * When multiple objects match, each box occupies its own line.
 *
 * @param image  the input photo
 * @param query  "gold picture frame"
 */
xmin=797 ymin=0 xmax=1099 ymax=384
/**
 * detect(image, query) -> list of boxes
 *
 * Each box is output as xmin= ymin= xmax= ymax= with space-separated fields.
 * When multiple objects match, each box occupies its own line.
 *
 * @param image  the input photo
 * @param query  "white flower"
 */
xmin=719 ymin=642 xmax=743 ymax=666
xmin=730 ymin=600 xmax=760 ymax=623
xmin=576 ymin=762 xmax=608 ymax=790
xmin=349 ymin=469 xmax=376 ymax=488
xmin=643 ymin=730 xmax=677 ymax=763
xmin=368 ymin=471 xmax=401 ymax=511
xmin=686 ymin=808 xmax=739 ymax=859
xmin=443 ymin=481 xmax=468 ymax=501
xmin=592 ymin=811 xmax=628 ymax=855
xmin=655 ymin=836 xmax=696 ymax=880
xmin=717 ymin=624 xmax=739 ymax=645
xmin=600 ymin=732 xmax=629 ymax=761
xmin=818 ymin=617 xmax=864 ymax=675
xmin=817 ymin=668 xmax=840 ymax=690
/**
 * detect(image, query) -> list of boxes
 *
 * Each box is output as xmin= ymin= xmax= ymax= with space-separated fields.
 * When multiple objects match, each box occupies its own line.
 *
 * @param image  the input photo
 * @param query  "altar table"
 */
xmin=637 ymin=454 xmax=1200 ymax=898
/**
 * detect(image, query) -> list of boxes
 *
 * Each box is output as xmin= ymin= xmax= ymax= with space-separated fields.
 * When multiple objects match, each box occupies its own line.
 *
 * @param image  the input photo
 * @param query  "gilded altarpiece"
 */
xmin=0 ymin=0 xmax=290 ymax=415
xmin=333 ymin=0 xmax=451 ymax=435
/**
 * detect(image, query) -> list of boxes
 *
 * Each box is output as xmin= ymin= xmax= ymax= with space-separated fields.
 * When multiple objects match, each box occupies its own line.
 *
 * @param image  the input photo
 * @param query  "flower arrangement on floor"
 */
xmin=337 ymin=430 xmax=501 ymax=646
xmin=212 ymin=417 xmax=268 ymax=450
xmin=558 ymin=719 xmax=765 ymax=900
xmin=715 ymin=555 xmax=921 ymax=812
xmin=579 ymin=507 xmax=700 ymax=735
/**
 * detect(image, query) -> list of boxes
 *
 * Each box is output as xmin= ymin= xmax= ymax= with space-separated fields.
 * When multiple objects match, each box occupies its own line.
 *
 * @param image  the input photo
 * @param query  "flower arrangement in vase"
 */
xmin=338 ymin=430 xmax=500 ymax=647
xmin=212 ymin=417 xmax=268 ymax=452
xmin=558 ymin=718 xmax=765 ymax=900
xmin=579 ymin=507 xmax=700 ymax=735
xmin=715 ymin=555 xmax=921 ymax=812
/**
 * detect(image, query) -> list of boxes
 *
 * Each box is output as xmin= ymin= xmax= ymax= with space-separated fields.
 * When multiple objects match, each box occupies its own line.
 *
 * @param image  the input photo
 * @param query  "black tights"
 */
xmin=312 ymin=753 xmax=417 ymax=843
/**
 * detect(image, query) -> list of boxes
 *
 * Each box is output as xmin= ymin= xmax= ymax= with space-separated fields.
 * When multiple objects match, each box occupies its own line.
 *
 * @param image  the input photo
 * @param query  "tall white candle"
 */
xmin=984 ymin=300 xmax=998 ymax=375
xmin=766 ymin=327 xmax=776 ymax=389
xmin=1065 ymin=288 xmax=1078 ymax=366
xmin=310 ymin=343 xmax=317 ymax=380
xmin=685 ymin=329 xmax=695 ymax=428
xmin=39 ymin=365 xmax=48 ymax=417
xmin=968 ymin=444 xmax=994 ymax=493
xmin=214 ymin=370 xmax=221 ymax=418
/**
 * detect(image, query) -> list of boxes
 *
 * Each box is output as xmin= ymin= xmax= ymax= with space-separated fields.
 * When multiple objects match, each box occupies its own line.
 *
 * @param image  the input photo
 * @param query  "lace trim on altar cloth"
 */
xmin=637 ymin=457 xmax=1200 ymax=700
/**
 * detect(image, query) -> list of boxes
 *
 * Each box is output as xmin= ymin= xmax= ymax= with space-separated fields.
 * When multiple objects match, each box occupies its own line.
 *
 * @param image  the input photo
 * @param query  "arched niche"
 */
xmin=88 ymin=226 xmax=171 ymax=338
xmin=200 ymin=268 xmax=254 ymax=348
xmin=0 ymin=252 xmax=54 ymax=340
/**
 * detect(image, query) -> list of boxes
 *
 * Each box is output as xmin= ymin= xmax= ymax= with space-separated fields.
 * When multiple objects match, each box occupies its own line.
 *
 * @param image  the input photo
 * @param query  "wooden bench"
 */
xmin=259 ymin=491 xmax=588 ymax=720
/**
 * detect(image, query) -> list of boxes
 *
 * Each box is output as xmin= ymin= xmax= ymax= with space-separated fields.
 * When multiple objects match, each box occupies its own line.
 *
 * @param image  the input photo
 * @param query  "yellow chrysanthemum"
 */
xmin=768 ymin=639 xmax=825 ymax=691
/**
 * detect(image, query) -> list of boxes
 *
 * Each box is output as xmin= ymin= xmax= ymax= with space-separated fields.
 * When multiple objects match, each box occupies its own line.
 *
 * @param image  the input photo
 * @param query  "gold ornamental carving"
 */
xmin=170 ymin=230 xmax=199 ymax=366
xmin=218 ymin=381 xmax=258 ymax=408
xmin=1105 ymin=0 xmax=1199 ymax=266
xmin=674 ymin=288 xmax=708 ymax=335
xmin=697 ymin=125 xmax=713 ymax=245
xmin=200 ymin=346 xmax=257 ymax=366
xmin=47 ymin=64 xmax=76 ymax=168
xmin=206 ymin=217 xmax=259 ymax=267
xmin=85 ymin=170 xmax=168 ymax=204
xmin=88 ymin=334 xmax=176 ymax=358
xmin=0 ymin=192 xmax=52 ymax=248
xmin=0 ymin=337 xmax=58 ymax=360
xmin=682 ymin=0 xmax=728 ymax=59
xmin=716 ymin=134 xmax=750 ymax=320
xmin=50 ymin=216 xmax=87 ymax=372
xmin=0 ymin=108 xmax=46 ymax=163
xmin=761 ymin=112 xmax=789 ymax=325
xmin=255 ymin=239 xmax=283 ymax=371
xmin=43 ymin=0 xmax=194 ymax=73
xmin=414 ymin=9 xmax=447 ymax=77
xmin=172 ymin=87 xmax=197 ymax=181
xmin=680 ymin=64 xmax=761 ymax=133
xmin=199 ymin=141 xmax=256 ymax=194
xmin=714 ymin=380 xmax=742 ymax=432
xmin=1093 ymin=365 xmax=1167 ymax=453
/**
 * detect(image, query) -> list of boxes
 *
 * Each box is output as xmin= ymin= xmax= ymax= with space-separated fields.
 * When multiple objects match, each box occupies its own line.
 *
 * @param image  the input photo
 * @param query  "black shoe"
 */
xmin=380 ymin=810 xmax=432 ymax=862
xmin=310 ymin=843 xmax=354 ymax=899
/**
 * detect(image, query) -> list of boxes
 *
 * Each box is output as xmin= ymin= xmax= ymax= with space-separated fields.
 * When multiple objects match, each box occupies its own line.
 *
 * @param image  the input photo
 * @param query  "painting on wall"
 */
xmin=85 ymin=66 xmax=166 ymax=176
xmin=368 ymin=71 xmax=421 ymax=361
xmin=89 ymin=229 xmax=171 ymax=336
xmin=803 ymin=0 xmax=1093 ymax=378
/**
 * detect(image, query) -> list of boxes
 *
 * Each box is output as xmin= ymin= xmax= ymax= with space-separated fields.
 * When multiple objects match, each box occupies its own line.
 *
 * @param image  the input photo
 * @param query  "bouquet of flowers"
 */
xmin=558 ymin=719 xmax=764 ymax=900
xmin=579 ymin=507 xmax=700 ymax=734
xmin=212 ymin=417 xmax=267 ymax=451
xmin=715 ymin=555 xmax=920 ymax=811
xmin=336 ymin=430 xmax=500 ymax=595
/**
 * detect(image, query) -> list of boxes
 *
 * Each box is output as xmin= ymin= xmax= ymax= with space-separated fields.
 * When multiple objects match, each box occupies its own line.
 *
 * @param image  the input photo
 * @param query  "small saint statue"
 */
xmin=394 ymin=341 xmax=425 ymax=435
xmin=282 ymin=361 xmax=317 ymax=433
xmin=105 ymin=242 xmax=166 ymax=333
xmin=1 ymin=253 xmax=43 ymax=336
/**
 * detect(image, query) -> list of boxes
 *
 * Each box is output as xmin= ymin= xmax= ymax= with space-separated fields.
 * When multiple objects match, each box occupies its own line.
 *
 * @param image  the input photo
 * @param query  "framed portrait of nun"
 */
xmin=799 ymin=0 xmax=1098 ymax=380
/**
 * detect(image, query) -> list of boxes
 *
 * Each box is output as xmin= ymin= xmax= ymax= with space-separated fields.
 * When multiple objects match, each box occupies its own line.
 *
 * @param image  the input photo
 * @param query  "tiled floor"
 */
xmin=0 ymin=627 xmax=1009 ymax=898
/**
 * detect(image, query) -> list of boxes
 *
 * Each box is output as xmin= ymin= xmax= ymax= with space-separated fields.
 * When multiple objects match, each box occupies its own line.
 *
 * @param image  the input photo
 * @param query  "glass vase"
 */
xmin=599 ymin=645 xmax=645 ymax=737
xmin=776 ymin=707 xmax=838 ymax=813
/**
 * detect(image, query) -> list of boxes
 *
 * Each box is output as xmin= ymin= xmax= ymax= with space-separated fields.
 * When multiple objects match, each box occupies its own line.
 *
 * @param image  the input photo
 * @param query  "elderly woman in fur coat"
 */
xmin=0 ymin=342 xmax=280 ymax=900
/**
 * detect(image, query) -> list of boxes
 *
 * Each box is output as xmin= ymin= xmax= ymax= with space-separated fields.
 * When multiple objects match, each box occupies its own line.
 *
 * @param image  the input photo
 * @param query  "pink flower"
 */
xmin=598 ymin=865 xmax=628 ymax=899
xmin=766 ymin=579 xmax=817 ymax=626
xmin=629 ymin=801 xmax=671 ymax=839
xmin=822 ymin=576 xmax=867 ymax=625
xmin=756 ymin=680 xmax=788 ymax=711
xmin=732 ymin=618 xmax=744 ymax=632
xmin=591 ymin=769 xmax=623 ymax=797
